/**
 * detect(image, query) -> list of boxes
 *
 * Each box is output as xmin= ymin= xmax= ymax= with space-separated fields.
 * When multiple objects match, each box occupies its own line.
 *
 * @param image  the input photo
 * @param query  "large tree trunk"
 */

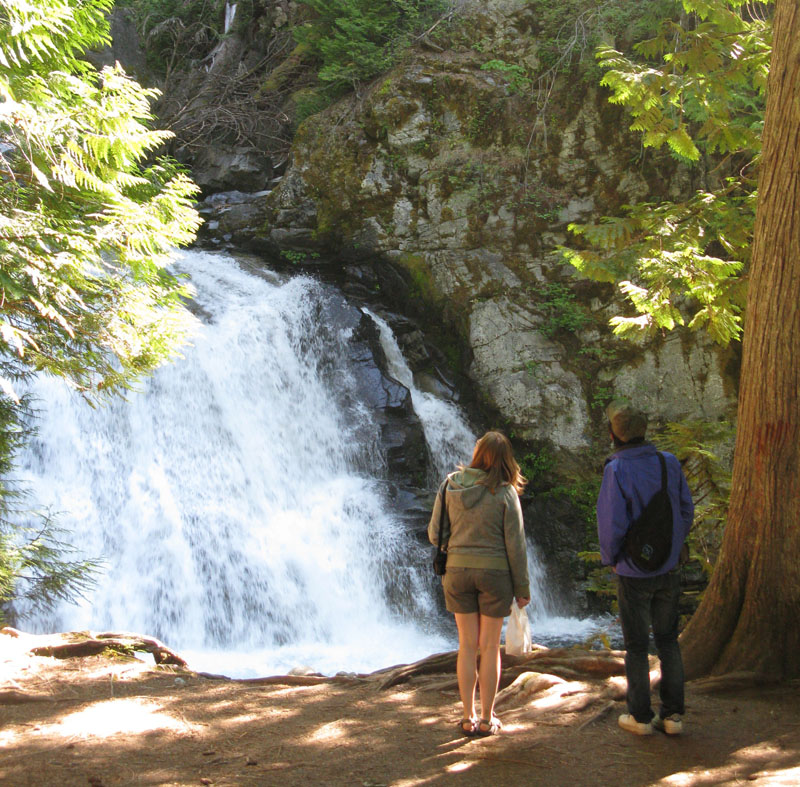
xmin=680 ymin=0 xmax=800 ymax=679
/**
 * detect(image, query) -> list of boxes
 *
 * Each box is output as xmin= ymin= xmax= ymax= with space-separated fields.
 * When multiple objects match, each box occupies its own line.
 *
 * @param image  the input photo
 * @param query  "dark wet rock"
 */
xmin=86 ymin=8 xmax=148 ymax=80
xmin=193 ymin=147 xmax=273 ymax=195
xmin=522 ymin=492 xmax=589 ymax=614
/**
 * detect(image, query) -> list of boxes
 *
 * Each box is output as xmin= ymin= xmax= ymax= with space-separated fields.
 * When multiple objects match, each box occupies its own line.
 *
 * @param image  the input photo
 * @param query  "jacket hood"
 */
xmin=447 ymin=467 xmax=490 ymax=509
xmin=608 ymin=442 xmax=657 ymax=462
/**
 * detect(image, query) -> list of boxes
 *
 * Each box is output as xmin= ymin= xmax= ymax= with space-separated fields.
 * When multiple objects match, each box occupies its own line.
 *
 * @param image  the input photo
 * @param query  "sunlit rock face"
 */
xmin=256 ymin=0 xmax=736 ymax=458
xmin=468 ymin=298 xmax=589 ymax=449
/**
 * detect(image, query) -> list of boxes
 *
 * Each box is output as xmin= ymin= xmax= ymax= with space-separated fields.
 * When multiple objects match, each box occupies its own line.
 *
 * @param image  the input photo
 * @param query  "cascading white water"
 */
xmin=365 ymin=310 xmax=603 ymax=643
xmin=18 ymin=249 xmax=603 ymax=672
xmin=365 ymin=309 xmax=475 ymax=480
xmin=17 ymin=250 xmax=451 ymax=676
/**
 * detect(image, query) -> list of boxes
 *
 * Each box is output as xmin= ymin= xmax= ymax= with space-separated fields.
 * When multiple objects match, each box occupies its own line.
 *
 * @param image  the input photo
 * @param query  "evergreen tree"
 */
xmin=680 ymin=0 xmax=800 ymax=679
xmin=294 ymin=0 xmax=445 ymax=92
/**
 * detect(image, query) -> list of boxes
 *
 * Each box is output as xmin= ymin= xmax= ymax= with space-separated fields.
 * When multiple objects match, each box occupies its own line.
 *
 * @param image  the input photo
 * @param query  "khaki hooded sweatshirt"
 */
xmin=428 ymin=467 xmax=530 ymax=599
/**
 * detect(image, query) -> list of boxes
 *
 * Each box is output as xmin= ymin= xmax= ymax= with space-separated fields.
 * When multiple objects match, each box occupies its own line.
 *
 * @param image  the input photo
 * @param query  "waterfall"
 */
xmin=365 ymin=309 xmax=475 ymax=480
xmin=17 ymin=249 xmax=602 ymax=674
xmin=365 ymin=310 xmax=599 ymax=642
xmin=224 ymin=2 xmax=237 ymax=33
xmin=17 ymin=250 xmax=450 ymax=677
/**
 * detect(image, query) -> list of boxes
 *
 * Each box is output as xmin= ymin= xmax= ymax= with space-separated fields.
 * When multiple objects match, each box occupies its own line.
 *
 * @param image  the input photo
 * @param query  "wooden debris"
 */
xmin=30 ymin=632 xmax=188 ymax=667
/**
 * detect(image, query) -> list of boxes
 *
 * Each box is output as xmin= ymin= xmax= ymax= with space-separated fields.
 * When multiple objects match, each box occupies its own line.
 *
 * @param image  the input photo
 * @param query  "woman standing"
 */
xmin=428 ymin=431 xmax=530 ymax=737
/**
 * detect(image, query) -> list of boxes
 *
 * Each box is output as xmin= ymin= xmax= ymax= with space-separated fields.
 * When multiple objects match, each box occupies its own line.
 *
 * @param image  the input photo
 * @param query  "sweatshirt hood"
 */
xmin=447 ymin=467 xmax=489 ymax=508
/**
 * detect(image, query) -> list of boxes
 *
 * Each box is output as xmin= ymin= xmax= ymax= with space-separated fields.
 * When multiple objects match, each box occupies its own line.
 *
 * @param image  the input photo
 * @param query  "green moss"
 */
xmin=261 ymin=42 xmax=315 ymax=92
xmin=399 ymin=253 xmax=437 ymax=303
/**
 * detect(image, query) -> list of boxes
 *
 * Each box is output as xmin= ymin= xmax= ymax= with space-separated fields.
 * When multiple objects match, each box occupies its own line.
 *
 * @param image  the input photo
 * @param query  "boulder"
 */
xmin=193 ymin=147 xmax=273 ymax=195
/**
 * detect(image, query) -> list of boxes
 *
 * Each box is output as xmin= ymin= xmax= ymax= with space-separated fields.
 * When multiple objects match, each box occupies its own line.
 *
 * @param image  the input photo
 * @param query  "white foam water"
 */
xmin=365 ymin=309 xmax=475 ymax=481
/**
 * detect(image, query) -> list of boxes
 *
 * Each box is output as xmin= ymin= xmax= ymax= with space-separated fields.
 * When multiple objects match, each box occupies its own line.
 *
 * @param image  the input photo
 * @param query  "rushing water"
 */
xmin=367 ymin=310 xmax=602 ymax=645
xmin=17 ymin=249 xmax=601 ymax=676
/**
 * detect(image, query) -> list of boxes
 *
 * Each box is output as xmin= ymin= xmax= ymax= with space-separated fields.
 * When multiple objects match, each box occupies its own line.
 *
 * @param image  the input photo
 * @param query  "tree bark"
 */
xmin=680 ymin=0 xmax=800 ymax=679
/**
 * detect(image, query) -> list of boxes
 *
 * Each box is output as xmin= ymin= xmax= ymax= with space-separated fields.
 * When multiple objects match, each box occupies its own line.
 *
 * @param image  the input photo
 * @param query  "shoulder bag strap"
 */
xmin=436 ymin=480 xmax=449 ymax=551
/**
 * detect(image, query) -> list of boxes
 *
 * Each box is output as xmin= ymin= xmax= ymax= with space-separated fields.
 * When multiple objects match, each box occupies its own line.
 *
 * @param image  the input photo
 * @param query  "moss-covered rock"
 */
xmin=260 ymin=0 xmax=737 ymax=458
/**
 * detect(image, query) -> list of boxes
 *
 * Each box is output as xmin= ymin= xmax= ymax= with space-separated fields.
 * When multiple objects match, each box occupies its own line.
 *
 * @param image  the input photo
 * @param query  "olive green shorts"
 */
xmin=442 ymin=567 xmax=514 ymax=618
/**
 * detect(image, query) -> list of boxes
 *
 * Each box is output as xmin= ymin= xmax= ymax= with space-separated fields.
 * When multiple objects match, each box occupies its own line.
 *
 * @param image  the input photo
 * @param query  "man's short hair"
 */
xmin=606 ymin=399 xmax=648 ymax=443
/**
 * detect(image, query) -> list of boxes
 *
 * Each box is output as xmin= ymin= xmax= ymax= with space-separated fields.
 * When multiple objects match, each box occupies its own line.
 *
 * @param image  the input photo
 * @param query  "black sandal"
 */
xmin=477 ymin=716 xmax=502 ymax=736
xmin=458 ymin=718 xmax=478 ymax=737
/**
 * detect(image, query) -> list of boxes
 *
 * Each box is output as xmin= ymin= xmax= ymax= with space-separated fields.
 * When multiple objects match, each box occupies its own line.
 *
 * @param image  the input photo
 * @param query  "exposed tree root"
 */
xmin=575 ymin=700 xmax=616 ymax=730
xmin=0 ymin=690 xmax=53 ymax=704
xmin=689 ymin=671 xmax=785 ymax=694
xmin=375 ymin=647 xmax=626 ymax=691
xmin=375 ymin=650 xmax=458 ymax=690
xmin=372 ymin=647 xmax=631 ymax=727
xmin=29 ymin=632 xmax=188 ymax=667
xmin=197 ymin=672 xmax=366 ymax=686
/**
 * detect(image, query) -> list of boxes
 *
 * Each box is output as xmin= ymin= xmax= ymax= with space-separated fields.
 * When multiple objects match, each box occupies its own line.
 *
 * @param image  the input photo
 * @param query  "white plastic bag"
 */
xmin=505 ymin=604 xmax=532 ymax=656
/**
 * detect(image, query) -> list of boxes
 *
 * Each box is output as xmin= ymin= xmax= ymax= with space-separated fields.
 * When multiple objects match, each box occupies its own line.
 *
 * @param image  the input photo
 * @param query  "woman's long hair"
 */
xmin=467 ymin=431 xmax=527 ymax=495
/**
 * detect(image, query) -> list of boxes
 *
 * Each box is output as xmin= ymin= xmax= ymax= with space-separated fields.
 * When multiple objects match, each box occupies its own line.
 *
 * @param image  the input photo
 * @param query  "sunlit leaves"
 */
xmin=0 ymin=0 xmax=201 ymax=398
xmin=564 ymin=0 xmax=770 ymax=346
xmin=0 ymin=0 xmax=112 ymax=72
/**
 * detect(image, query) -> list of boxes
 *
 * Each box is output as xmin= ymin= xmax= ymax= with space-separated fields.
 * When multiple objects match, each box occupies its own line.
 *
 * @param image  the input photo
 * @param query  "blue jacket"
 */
xmin=597 ymin=442 xmax=694 ymax=577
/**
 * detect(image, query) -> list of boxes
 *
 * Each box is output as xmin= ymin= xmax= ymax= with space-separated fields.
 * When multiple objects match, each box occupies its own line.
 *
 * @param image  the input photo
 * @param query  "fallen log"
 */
xmin=30 ymin=632 xmax=187 ymax=667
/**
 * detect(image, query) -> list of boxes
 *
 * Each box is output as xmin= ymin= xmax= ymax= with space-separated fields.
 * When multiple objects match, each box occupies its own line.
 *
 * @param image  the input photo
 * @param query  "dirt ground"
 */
xmin=2 ymin=630 xmax=800 ymax=787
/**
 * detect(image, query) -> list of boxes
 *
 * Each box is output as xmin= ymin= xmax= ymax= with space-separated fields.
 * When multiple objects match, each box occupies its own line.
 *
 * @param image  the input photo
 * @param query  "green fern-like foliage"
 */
xmin=0 ymin=390 xmax=101 ymax=620
xmin=562 ymin=0 xmax=771 ymax=346
xmin=0 ymin=0 xmax=201 ymax=399
xmin=652 ymin=419 xmax=733 ymax=574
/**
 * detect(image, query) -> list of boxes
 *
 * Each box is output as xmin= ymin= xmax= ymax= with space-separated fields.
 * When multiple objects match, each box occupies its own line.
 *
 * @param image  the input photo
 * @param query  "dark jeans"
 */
xmin=617 ymin=571 xmax=685 ymax=723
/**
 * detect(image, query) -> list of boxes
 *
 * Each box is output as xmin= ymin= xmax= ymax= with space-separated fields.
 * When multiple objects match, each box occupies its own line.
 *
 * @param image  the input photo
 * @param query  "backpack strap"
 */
xmin=657 ymin=451 xmax=668 ymax=493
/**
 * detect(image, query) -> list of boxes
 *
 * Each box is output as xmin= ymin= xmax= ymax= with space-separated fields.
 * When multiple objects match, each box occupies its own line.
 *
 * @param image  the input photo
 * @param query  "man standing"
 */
xmin=597 ymin=400 xmax=694 ymax=735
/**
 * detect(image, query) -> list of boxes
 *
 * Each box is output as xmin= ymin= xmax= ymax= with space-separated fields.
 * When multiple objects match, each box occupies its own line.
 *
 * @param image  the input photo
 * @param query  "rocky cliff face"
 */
xmin=257 ymin=2 xmax=737 ymax=459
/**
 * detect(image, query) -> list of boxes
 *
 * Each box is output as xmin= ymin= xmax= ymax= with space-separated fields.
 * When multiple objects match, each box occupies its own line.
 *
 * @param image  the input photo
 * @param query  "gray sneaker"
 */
xmin=652 ymin=714 xmax=683 ymax=735
xmin=618 ymin=714 xmax=654 ymax=735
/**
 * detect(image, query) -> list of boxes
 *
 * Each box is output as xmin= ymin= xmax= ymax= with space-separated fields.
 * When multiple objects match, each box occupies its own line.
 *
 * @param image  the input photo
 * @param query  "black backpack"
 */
xmin=622 ymin=452 xmax=673 ymax=572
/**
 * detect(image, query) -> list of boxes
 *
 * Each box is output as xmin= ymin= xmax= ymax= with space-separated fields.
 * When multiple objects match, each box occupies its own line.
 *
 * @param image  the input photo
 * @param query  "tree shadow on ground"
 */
xmin=1 ymin=635 xmax=799 ymax=786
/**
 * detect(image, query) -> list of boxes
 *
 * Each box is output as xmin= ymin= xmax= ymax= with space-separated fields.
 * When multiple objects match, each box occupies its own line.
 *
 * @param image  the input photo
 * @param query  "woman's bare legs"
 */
xmin=453 ymin=612 xmax=480 ymax=721
xmin=477 ymin=615 xmax=504 ymax=724
xmin=454 ymin=612 xmax=505 ymax=726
